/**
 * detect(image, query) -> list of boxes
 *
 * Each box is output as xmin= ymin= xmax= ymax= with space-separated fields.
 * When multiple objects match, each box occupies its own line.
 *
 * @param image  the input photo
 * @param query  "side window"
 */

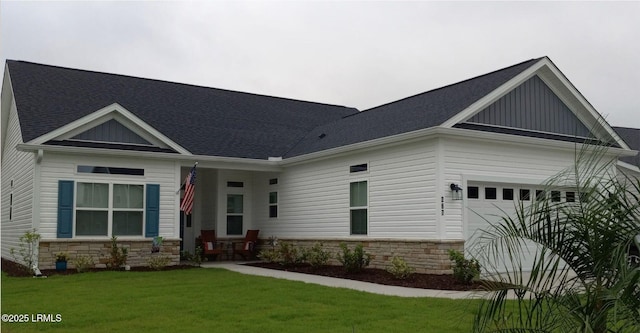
xmin=269 ymin=178 xmax=278 ymax=218
xmin=520 ymin=189 xmax=531 ymax=201
xmin=551 ymin=191 xmax=561 ymax=202
xmin=226 ymin=194 xmax=244 ymax=235
xmin=350 ymin=163 xmax=368 ymax=173
xmin=349 ymin=181 xmax=368 ymax=235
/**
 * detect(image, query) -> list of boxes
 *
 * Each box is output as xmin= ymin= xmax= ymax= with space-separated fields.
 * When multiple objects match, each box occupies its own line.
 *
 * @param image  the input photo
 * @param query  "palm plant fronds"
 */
xmin=472 ymin=142 xmax=640 ymax=333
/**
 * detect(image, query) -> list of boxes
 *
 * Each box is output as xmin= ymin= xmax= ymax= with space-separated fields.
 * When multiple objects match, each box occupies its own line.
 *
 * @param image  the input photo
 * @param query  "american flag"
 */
xmin=180 ymin=165 xmax=197 ymax=215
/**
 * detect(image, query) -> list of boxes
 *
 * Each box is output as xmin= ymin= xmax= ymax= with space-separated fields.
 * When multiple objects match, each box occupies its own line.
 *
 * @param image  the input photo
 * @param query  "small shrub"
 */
xmin=180 ymin=247 xmax=204 ymax=266
xmin=303 ymin=243 xmax=331 ymax=268
xmin=278 ymin=242 xmax=305 ymax=266
xmin=73 ymin=255 xmax=94 ymax=273
xmin=258 ymin=248 xmax=281 ymax=263
xmin=448 ymin=249 xmax=481 ymax=285
xmin=106 ymin=236 xmax=128 ymax=270
xmin=10 ymin=229 xmax=41 ymax=274
xmin=147 ymin=255 xmax=171 ymax=270
xmin=336 ymin=243 xmax=370 ymax=273
xmin=386 ymin=256 xmax=415 ymax=279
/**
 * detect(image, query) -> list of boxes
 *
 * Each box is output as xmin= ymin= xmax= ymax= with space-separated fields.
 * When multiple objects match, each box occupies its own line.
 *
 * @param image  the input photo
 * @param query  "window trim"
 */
xmin=467 ymin=186 xmax=479 ymax=199
xmin=503 ymin=188 xmax=514 ymax=201
xmin=349 ymin=180 xmax=368 ymax=235
xmin=349 ymin=163 xmax=369 ymax=174
xmin=74 ymin=182 xmax=146 ymax=237
xmin=269 ymin=191 xmax=278 ymax=218
xmin=226 ymin=193 xmax=244 ymax=235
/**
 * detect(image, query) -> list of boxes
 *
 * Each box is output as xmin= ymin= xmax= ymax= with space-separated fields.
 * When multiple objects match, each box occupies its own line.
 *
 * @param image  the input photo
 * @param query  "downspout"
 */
xmin=32 ymin=149 xmax=44 ymax=276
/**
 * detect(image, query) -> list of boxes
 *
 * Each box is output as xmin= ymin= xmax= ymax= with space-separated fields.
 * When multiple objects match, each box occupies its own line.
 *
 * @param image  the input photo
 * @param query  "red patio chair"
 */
xmin=200 ymin=230 xmax=224 ymax=261
xmin=233 ymin=229 xmax=260 ymax=260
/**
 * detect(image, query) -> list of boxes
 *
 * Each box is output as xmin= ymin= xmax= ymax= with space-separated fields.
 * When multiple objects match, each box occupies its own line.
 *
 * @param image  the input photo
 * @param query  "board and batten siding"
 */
xmin=1 ymin=98 xmax=35 ymax=260
xmin=37 ymin=153 xmax=178 ymax=239
xmin=255 ymin=140 xmax=439 ymax=240
xmin=441 ymin=136 xmax=616 ymax=240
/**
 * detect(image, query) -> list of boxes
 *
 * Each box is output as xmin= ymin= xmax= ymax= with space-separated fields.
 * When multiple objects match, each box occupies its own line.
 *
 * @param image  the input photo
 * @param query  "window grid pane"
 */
xmin=113 ymin=211 xmax=143 ymax=236
xmin=77 ymin=183 xmax=108 ymax=208
xmin=350 ymin=181 xmax=367 ymax=207
xmin=350 ymin=209 xmax=367 ymax=235
xmin=227 ymin=194 xmax=244 ymax=214
xmin=76 ymin=211 xmax=108 ymax=236
xmin=227 ymin=216 xmax=243 ymax=235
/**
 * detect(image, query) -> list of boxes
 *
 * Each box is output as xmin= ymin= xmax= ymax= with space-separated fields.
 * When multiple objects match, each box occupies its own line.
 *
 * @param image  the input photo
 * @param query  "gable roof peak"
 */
xmin=361 ymin=57 xmax=544 ymax=114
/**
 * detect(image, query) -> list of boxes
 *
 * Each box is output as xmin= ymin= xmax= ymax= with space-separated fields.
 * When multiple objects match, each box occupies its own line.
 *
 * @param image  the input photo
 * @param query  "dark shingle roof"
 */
xmin=7 ymin=58 xmax=547 ymax=160
xmin=7 ymin=60 xmax=358 ymax=159
xmin=613 ymin=127 xmax=640 ymax=167
xmin=284 ymin=58 xmax=542 ymax=157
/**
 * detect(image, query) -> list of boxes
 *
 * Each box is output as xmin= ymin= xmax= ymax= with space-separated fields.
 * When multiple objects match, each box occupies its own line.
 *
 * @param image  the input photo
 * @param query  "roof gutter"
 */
xmin=281 ymin=126 xmax=637 ymax=166
xmin=16 ymin=143 xmax=283 ymax=172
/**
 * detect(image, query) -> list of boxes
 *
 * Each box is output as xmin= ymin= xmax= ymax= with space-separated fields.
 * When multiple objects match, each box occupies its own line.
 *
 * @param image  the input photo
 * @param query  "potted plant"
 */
xmin=55 ymin=252 xmax=68 ymax=272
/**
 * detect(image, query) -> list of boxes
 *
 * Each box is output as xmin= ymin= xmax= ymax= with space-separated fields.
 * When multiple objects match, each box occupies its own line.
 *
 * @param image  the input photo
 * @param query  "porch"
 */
xmin=177 ymin=165 xmax=280 ymax=256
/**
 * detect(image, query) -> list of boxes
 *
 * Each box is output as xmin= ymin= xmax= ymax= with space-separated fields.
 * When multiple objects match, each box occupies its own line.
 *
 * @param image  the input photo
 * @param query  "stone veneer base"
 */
xmin=259 ymin=238 xmax=464 ymax=275
xmin=38 ymin=238 xmax=180 ymax=270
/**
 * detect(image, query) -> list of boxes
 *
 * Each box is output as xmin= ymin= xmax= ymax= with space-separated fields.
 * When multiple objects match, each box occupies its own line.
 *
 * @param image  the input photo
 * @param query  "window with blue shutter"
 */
xmin=57 ymin=180 xmax=74 ymax=238
xmin=145 ymin=184 xmax=160 ymax=237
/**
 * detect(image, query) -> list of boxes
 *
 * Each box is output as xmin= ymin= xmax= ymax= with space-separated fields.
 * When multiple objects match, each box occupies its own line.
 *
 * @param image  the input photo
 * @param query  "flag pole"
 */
xmin=176 ymin=162 xmax=198 ymax=194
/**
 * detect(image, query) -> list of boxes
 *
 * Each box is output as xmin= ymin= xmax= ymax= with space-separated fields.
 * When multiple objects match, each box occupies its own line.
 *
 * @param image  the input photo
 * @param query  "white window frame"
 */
xmin=349 ymin=179 xmax=368 ymax=235
xmin=74 ymin=182 xmax=146 ymax=237
xmin=268 ymin=177 xmax=278 ymax=219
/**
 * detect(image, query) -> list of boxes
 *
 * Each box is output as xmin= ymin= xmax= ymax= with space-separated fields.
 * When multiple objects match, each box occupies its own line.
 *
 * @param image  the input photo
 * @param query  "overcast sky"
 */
xmin=2 ymin=1 xmax=639 ymax=128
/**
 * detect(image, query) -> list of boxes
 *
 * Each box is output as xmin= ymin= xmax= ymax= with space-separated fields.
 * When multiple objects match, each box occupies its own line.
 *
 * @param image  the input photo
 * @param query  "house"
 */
xmin=2 ymin=57 xmax=637 ymax=273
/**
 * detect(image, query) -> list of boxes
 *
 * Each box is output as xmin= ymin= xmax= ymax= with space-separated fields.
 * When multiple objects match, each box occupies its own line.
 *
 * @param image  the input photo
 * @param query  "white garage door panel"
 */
xmin=466 ymin=182 xmax=544 ymax=272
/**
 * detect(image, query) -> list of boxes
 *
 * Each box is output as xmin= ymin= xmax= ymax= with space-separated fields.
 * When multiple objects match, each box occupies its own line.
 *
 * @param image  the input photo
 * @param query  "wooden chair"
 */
xmin=233 ymin=229 xmax=260 ymax=260
xmin=200 ymin=230 xmax=224 ymax=261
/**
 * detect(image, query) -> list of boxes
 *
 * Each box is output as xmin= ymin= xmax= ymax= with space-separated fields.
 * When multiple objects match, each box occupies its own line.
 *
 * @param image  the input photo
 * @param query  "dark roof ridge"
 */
xmin=6 ymin=59 xmax=355 ymax=110
xmin=352 ymin=57 xmax=544 ymax=117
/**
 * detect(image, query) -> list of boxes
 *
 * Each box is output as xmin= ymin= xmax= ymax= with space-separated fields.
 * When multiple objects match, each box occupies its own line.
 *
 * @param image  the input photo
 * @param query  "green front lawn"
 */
xmin=2 ymin=268 xmax=479 ymax=332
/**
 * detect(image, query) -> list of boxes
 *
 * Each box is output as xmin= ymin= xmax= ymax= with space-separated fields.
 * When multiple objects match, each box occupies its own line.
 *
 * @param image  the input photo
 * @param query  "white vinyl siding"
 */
xmin=254 ymin=140 xmax=439 ymax=239
xmin=1 ymin=98 xmax=35 ymax=260
xmin=442 ymin=136 xmax=617 ymax=240
xmin=36 ymin=153 xmax=178 ymax=239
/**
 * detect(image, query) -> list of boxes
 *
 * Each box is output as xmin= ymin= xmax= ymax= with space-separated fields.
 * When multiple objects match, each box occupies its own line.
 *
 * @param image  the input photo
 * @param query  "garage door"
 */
xmin=465 ymin=182 xmax=576 ymax=273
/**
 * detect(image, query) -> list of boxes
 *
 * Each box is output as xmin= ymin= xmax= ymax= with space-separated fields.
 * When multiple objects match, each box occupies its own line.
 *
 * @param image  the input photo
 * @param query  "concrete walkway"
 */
xmin=201 ymin=261 xmax=489 ymax=299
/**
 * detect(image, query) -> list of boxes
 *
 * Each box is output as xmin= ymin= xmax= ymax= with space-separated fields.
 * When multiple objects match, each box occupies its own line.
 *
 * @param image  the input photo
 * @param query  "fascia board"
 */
xmin=28 ymin=103 xmax=192 ymax=155
xmin=535 ymin=59 xmax=631 ymax=150
xmin=440 ymin=58 xmax=545 ymax=128
xmin=16 ymin=143 xmax=282 ymax=172
xmin=617 ymin=160 xmax=640 ymax=174
xmin=282 ymin=125 xmax=636 ymax=166
xmin=441 ymin=126 xmax=636 ymax=158
xmin=441 ymin=57 xmax=630 ymax=151
xmin=1 ymin=66 xmax=16 ymax=156
xmin=281 ymin=127 xmax=442 ymax=166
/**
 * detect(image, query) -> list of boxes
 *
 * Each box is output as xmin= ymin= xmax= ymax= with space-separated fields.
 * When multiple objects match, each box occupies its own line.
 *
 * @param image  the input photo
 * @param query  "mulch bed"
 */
xmin=2 ymin=258 xmax=482 ymax=291
xmin=1 ymin=257 xmax=199 ymax=277
xmin=245 ymin=262 xmax=483 ymax=291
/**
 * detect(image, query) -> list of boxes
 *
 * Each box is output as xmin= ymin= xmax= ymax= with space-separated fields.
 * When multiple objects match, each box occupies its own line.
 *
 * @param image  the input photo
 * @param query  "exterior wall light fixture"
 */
xmin=450 ymin=183 xmax=463 ymax=200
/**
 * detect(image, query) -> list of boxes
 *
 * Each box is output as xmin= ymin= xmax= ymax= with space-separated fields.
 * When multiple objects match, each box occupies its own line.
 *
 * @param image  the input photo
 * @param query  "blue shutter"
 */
xmin=57 ymin=180 xmax=74 ymax=238
xmin=145 ymin=184 xmax=160 ymax=237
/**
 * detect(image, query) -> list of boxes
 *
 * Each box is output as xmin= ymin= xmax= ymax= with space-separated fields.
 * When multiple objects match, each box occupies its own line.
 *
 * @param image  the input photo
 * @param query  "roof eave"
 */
xmin=17 ymin=143 xmax=283 ymax=172
xmin=440 ymin=57 xmax=631 ymax=151
xmin=282 ymin=126 xmax=636 ymax=166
